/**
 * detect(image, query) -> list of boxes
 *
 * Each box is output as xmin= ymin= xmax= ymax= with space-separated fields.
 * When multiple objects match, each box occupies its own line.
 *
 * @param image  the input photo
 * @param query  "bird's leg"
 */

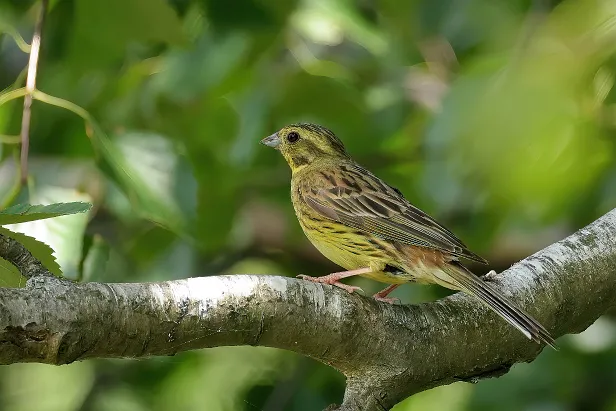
xmin=297 ymin=267 xmax=370 ymax=294
xmin=372 ymin=284 xmax=401 ymax=304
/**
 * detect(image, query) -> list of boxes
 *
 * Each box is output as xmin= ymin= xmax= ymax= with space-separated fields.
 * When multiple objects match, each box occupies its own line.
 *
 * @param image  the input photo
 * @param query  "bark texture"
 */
xmin=0 ymin=209 xmax=615 ymax=410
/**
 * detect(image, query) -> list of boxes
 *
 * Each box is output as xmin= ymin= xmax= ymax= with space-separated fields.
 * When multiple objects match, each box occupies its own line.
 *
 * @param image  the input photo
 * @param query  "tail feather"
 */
xmin=440 ymin=264 xmax=557 ymax=349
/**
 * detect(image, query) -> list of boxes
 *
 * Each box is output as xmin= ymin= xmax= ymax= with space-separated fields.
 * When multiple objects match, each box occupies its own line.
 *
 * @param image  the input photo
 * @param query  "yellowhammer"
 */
xmin=261 ymin=123 xmax=555 ymax=348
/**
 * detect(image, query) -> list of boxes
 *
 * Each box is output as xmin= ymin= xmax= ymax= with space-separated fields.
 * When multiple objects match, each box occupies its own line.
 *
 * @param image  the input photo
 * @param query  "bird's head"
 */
xmin=261 ymin=123 xmax=348 ymax=171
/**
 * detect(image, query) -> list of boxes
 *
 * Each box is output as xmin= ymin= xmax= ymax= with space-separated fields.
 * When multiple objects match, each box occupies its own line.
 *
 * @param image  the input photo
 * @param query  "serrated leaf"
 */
xmin=0 ymin=226 xmax=62 ymax=276
xmin=0 ymin=202 xmax=92 ymax=225
xmin=0 ymin=256 xmax=27 ymax=288
xmin=5 ymin=188 xmax=92 ymax=280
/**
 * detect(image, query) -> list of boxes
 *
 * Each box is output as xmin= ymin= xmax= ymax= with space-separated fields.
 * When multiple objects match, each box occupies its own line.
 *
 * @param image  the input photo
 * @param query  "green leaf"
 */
xmin=81 ymin=234 xmax=110 ymax=282
xmin=93 ymin=129 xmax=194 ymax=233
xmin=69 ymin=0 xmax=185 ymax=68
xmin=5 ymin=189 xmax=92 ymax=280
xmin=203 ymin=0 xmax=274 ymax=31
xmin=0 ymin=226 xmax=62 ymax=277
xmin=0 ymin=202 xmax=92 ymax=225
xmin=155 ymin=98 xmax=240 ymax=249
xmin=149 ymin=31 xmax=250 ymax=103
xmin=0 ymin=256 xmax=27 ymax=288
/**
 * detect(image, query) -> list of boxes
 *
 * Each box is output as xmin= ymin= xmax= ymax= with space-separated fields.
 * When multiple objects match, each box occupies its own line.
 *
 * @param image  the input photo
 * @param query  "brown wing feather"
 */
xmin=302 ymin=163 xmax=488 ymax=264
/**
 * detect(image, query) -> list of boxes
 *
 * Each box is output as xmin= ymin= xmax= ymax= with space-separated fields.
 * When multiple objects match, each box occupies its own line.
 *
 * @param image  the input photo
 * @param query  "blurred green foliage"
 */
xmin=0 ymin=0 xmax=615 ymax=409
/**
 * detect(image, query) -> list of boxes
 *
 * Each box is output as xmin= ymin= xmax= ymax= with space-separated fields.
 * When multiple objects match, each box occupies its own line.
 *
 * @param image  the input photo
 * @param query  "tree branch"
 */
xmin=0 ymin=231 xmax=50 ymax=278
xmin=0 ymin=209 xmax=615 ymax=410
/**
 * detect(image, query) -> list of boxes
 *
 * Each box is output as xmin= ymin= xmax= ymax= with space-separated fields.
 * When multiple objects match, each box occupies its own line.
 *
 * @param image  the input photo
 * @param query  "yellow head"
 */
xmin=261 ymin=123 xmax=348 ymax=172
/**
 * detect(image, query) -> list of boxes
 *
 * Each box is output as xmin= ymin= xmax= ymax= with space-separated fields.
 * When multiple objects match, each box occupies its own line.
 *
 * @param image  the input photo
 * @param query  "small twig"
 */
xmin=20 ymin=0 xmax=49 ymax=185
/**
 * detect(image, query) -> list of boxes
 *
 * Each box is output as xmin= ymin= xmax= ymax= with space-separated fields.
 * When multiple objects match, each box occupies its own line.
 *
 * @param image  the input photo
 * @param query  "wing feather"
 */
xmin=301 ymin=164 xmax=487 ymax=264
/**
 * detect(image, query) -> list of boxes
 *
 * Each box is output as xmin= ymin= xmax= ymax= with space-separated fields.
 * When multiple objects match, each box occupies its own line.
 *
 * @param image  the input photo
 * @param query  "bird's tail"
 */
xmin=436 ymin=263 xmax=556 ymax=349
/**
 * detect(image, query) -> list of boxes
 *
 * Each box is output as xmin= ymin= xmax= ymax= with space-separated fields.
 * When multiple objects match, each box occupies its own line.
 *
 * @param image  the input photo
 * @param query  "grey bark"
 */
xmin=0 ymin=209 xmax=615 ymax=410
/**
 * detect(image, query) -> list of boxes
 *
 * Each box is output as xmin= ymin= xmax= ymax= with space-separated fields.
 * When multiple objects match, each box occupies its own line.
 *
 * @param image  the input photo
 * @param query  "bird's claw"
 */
xmin=373 ymin=295 xmax=400 ymax=304
xmin=335 ymin=283 xmax=364 ymax=294
xmin=296 ymin=275 xmax=363 ymax=294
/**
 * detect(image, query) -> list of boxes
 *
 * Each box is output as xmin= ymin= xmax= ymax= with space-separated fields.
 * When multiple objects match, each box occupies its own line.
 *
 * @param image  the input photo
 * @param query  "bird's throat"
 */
xmin=288 ymin=154 xmax=311 ymax=170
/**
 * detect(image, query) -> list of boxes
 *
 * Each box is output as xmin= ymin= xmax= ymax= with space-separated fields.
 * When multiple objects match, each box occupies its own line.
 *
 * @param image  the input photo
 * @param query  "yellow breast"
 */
xmin=292 ymin=197 xmax=407 ymax=284
xmin=290 ymin=167 xmax=413 ymax=284
xmin=300 ymin=220 xmax=368 ymax=270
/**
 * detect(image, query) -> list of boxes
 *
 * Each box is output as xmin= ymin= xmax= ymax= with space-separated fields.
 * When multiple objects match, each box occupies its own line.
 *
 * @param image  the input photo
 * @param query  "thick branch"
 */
xmin=0 ymin=209 xmax=615 ymax=410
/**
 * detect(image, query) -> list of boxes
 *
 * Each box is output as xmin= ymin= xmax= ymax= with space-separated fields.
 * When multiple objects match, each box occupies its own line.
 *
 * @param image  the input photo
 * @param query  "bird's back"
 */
xmin=292 ymin=158 xmax=486 ymax=265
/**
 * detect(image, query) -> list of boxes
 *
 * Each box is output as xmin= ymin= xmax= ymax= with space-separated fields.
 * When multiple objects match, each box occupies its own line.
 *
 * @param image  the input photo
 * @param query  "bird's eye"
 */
xmin=286 ymin=131 xmax=300 ymax=143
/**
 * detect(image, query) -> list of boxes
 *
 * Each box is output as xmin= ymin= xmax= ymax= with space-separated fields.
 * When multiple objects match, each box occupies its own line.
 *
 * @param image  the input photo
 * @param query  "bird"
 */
xmin=261 ymin=122 xmax=556 ymax=349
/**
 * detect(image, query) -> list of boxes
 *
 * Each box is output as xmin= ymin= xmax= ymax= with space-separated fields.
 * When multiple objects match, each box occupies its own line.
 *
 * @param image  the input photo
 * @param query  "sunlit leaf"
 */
xmin=425 ymin=4 xmax=616 ymax=222
xmin=5 ymin=188 xmax=92 ymax=280
xmin=293 ymin=0 xmax=387 ymax=55
xmin=0 ymin=202 xmax=91 ymax=225
xmin=593 ymin=67 xmax=614 ymax=107
xmin=92 ymin=128 xmax=195 ymax=232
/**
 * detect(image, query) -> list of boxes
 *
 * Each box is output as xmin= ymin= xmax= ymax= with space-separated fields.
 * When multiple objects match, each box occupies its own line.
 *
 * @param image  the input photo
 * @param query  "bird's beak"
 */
xmin=260 ymin=133 xmax=281 ymax=149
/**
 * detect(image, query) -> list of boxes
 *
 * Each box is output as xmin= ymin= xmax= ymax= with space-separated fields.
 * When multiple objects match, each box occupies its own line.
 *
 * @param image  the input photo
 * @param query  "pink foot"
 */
xmin=333 ymin=282 xmax=364 ymax=294
xmin=372 ymin=295 xmax=400 ymax=304
xmin=372 ymin=284 xmax=401 ymax=304
xmin=297 ymin=274 xmax=364 ymax=294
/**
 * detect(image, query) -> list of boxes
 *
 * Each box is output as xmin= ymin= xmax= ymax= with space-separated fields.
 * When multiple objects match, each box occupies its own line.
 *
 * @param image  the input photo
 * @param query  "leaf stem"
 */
xmin=0 ymin=88 xmax=27 ymax=107
xmin=32 ymin=90 xmax=93 ymax=122
xmin=0 ymin=24 xmax=31 ymax=53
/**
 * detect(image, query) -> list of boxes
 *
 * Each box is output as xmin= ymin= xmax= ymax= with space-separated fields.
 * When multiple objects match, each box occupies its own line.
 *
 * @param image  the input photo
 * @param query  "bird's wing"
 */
xmin=302 ymin=163 xmax=487 ymax=264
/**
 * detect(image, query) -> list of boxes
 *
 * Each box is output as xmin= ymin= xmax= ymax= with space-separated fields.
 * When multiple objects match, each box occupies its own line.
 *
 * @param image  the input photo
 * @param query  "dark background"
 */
xmin=0 ymin=0 xmax=615 ymax=410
